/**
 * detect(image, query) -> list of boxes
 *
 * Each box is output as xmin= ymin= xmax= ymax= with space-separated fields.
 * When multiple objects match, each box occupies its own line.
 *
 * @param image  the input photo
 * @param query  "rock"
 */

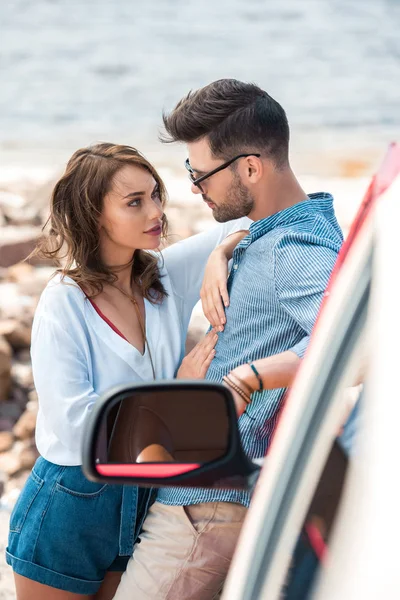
xmin=0 ymin=418 xmax=14 ymax=432
xmin=13 ymin=406 xmax=37 ymax=440
xmin=19 ymin=443 xmax=39 ymax=471
xmin=16 ymin=265 xmax=54 ymax=296
xmin=0 ymin=191 xmax=25 ymax=211
xmin=0 ymin=336 xmax=12 ymax=402
xmin=6 ymin=262 xmax=35 ymax=283
xmin=27 ymin=389 xmax=38 ymax=405
xmin=0 ymin=319 xmax=31 ymax=350
xmin=5 ymin=469 xmax=29 ymax=497
xmin=0 ymin=431 xmax=14 ymax=452
xmin=9 ymin=385 xmax=29 ymax=410
xmin=0 ymin=401 xmax=22 ymax=423
xmin=11 ymin=361 xmax=34 ymax=390
xmin=0 ymin=282 xmax=37 ymax=322
xmin=0 ymin=226 xmax=40 ymax=268
xmin=0 ymin=451 xmax=22 ymax=477
xmin=15 ymin=348 xmax=32 ymax=363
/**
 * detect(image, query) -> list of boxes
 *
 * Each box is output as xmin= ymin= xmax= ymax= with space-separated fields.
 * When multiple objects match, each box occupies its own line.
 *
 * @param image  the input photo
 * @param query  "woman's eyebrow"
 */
xmin=123 ymin=183 xmax=158 ymax=200
xmin=123 ymin=190 xmax=145 ymax=199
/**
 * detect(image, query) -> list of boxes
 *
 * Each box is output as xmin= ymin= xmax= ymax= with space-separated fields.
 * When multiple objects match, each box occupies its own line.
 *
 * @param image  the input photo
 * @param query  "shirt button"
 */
xmin=233 ymin=264 xmax=238 ymax=270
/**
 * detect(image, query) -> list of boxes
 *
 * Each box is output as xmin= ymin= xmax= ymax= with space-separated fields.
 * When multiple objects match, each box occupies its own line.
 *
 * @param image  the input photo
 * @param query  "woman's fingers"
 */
xmin=219 ymin=281 xmax=230 ymax=309
xmin=191 ymin=329 xmax=217 ymax=360
xmin=201 ymin=285 xmax=226 ymax=330
xmin=199 ymin=349 xmax=217 ymax=378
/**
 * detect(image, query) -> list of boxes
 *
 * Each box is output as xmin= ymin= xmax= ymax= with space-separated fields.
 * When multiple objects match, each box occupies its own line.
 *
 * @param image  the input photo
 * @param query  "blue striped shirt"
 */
xmin=157 ymin=192 xmax=343 ymax=507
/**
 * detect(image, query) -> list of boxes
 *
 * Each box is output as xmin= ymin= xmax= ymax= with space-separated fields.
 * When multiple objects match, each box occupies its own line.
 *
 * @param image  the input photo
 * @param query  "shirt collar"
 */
xmin=247 ymin=192 xmax=334 ymax=242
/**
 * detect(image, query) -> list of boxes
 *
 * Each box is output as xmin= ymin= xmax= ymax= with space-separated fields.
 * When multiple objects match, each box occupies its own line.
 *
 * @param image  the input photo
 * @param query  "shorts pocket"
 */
xmin=9 ymin=470 xmax=44 ymax=534
xmin=55 ymin=466 xmax=108 ymax=498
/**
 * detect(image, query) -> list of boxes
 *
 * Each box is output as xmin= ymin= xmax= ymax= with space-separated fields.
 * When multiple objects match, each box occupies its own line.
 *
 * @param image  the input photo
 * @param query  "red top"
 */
xmin=86 ymin=297 xmax=128 ymax=342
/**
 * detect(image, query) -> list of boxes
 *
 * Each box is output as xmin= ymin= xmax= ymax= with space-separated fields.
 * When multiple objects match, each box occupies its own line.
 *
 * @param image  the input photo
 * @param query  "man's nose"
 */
xmin=191 ymin=182 xmax=203 ymax=195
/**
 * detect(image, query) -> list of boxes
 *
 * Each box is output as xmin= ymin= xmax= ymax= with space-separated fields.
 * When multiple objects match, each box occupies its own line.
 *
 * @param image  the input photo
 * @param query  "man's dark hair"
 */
xmin=162 ymin=79 xmax=290 ymax=170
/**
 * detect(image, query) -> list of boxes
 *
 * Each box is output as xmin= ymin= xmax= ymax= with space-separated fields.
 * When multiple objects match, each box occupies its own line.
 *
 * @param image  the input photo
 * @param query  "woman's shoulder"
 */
xmin=35 ymin=272 xmax=87 ymax=321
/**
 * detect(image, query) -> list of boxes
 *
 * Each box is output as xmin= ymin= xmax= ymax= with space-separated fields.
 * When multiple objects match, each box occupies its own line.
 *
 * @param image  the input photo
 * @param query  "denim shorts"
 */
xmin=6 ymin=456 xmax=153 ymax=595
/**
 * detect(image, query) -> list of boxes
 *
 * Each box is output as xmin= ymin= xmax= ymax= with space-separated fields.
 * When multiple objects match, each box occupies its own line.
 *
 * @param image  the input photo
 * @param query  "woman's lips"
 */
xmin=144 ymin=226 xmax=162 ymax=236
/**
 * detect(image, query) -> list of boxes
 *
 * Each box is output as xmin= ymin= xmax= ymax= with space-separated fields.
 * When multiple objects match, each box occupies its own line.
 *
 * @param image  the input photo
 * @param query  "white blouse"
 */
xmin=32 ymin=217 xmax=251 ymax=465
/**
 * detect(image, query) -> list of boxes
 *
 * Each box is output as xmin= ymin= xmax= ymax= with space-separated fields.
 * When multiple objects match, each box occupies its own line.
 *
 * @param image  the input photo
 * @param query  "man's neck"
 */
xmin=250 ymin=168 xmax=308 ymax=222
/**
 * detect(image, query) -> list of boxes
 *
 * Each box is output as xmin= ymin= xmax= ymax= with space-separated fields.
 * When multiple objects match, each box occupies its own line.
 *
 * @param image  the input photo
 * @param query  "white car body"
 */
xmin=222 ymin=149 xmax=400 ymax=600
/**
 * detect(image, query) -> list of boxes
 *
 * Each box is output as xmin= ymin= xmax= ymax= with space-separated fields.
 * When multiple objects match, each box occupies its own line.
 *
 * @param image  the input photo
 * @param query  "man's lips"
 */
xmin=144 ymin=225 xmax=162 ymax=236
xmin=203 ymin=199 xmax=216 ymax=209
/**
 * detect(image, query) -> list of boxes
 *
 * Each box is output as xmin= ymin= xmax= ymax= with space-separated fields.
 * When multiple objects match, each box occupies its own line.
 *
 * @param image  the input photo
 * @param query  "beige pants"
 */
xmin=113 ymin=500 xmax=247 ymax=600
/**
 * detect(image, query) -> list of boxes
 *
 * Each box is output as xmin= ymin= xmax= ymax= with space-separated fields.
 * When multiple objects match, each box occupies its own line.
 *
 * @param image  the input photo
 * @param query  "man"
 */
xmin=114 ymin=79 xmax=343 ymax=599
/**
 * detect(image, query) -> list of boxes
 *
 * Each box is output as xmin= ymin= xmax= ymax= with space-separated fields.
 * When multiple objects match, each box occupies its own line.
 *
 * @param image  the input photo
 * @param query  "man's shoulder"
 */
xmin=272 ymin=213 xmax=343 ymax=255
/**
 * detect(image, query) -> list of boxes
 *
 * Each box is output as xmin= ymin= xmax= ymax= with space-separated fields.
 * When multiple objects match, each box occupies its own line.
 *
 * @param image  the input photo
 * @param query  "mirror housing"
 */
xmin=82 ymin=381 xmax=256 ymax=489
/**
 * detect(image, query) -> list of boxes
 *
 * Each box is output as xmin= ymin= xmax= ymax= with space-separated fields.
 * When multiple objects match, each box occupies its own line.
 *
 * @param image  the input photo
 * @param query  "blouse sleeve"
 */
xmin=31 ymin=315 xmax=99 ymax=454
xmin=162 ymin=217 xmax=252 ymax=324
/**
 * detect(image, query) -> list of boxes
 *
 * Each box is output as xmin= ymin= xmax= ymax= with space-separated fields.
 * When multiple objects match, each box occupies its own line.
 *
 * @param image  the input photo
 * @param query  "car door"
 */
xmin=223 ymin=146 xmax=400 ymax=600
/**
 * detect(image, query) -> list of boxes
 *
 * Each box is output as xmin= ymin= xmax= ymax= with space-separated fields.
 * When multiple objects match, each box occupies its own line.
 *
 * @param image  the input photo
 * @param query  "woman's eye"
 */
xmin=128 ymin=199 xmax=140 ymax=207
xmin=151 ymin=187 xmax=161 ymax=201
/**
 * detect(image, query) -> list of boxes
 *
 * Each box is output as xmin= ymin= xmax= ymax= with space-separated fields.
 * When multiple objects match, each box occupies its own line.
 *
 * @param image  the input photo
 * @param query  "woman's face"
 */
xmin=98 ymin=164 xmax=164 ymax=256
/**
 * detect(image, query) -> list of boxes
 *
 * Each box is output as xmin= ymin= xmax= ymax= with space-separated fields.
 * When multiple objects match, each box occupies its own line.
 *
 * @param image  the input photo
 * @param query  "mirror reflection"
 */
xmin=94 ymin=388 xmax=230 ymax=465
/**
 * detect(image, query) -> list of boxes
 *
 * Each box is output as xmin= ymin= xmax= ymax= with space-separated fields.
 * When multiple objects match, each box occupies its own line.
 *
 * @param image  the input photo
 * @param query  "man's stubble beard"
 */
xmin=205 ymin=174 xmax=254 ymax=223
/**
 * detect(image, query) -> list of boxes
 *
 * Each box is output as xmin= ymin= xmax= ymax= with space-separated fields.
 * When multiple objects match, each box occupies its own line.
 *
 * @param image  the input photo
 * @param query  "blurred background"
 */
xmin=0 ymin=0 xmax=399 ymax=596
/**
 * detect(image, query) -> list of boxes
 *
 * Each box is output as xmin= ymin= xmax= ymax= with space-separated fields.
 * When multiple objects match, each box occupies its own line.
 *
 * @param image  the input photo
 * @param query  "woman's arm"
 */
xmin=31 ymin=315 xmax=100 ymax=454
xmin=200 ymin=229 xmax=249 ymax=329
xmin=162 ymin=217 xmax=251 ymax=327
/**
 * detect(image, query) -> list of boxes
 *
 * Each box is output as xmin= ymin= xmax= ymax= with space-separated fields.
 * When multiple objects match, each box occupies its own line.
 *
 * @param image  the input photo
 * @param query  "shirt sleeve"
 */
xmin=161 ymin=217 xmax=252 ymax=322
xmin=31 ymin=315 xmax=99 ymax=454
xmin=273 ymin=234 xmax=340 ymax=358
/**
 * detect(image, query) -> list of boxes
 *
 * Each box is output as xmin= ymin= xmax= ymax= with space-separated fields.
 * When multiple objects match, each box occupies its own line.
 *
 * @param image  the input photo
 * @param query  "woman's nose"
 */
xmin=148 ymin=200 xmax=164 ymax=219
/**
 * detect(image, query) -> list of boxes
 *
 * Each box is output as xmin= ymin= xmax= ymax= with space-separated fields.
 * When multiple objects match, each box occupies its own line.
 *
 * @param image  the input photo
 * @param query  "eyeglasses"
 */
xmin=185 ymin=153 xmax=261 ymax=193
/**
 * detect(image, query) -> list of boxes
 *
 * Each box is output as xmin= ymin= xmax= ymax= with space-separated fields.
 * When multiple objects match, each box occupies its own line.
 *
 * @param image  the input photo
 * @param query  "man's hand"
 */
xmin=222 ymin=380 xmax=249 ymax=417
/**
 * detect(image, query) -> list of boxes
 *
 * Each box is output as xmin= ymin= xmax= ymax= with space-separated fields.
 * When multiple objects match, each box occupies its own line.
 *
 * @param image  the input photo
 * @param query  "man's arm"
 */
xmin=224 ymin=234 xmax=340 ymax=415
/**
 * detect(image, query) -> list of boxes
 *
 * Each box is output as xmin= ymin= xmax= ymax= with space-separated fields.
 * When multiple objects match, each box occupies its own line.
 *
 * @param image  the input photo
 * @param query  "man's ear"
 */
xmin=244 ymin=155 xmax=263 ymax=183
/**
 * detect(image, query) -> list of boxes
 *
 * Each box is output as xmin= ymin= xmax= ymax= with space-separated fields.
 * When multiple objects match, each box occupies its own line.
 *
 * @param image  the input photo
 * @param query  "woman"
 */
xmin=6 ymin=143 xmax=250 ymax=599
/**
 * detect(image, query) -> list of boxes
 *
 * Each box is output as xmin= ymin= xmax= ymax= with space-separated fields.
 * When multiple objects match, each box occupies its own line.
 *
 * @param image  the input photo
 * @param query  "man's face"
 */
xmin=187 ymin=138 xmax=254 ymax=223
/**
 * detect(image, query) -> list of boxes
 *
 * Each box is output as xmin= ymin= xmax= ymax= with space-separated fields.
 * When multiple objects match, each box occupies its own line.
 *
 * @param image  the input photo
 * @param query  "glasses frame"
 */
xmin=185 ymin=153 xmax=261 ymax=192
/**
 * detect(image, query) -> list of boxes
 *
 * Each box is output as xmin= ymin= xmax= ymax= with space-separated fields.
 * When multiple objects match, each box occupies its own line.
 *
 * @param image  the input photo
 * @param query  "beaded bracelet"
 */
xmin=248 ymin=362 xmax=263 ymax=391
xmin=223 ymin=375 xmax=251 ymax=404
xmin=228 ymin=372 xmax=254 ymax=396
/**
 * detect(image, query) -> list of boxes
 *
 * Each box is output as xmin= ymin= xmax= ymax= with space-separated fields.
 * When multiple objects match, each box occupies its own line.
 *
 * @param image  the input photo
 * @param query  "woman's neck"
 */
xmin=101 ymin=247 xmax=137 ymax=295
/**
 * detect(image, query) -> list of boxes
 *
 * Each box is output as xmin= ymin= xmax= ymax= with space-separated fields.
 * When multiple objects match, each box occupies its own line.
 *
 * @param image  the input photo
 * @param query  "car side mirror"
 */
xmin=82 ymin=381 xmax=256 ymax=488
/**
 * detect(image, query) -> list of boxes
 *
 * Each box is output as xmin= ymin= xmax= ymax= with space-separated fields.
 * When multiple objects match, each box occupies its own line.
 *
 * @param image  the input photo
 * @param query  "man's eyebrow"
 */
xmin=191 ymin=166 xmax=206 ymax=176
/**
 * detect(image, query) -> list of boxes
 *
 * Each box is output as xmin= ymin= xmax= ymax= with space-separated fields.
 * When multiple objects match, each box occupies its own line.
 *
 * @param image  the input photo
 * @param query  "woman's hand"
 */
xmin=200 ymin=230 xmax=249 ymax=331
xmin=200 ymin=248 xmax=229 ymax=332
xmin=177 ymin=330 xmax=218 ymax=379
